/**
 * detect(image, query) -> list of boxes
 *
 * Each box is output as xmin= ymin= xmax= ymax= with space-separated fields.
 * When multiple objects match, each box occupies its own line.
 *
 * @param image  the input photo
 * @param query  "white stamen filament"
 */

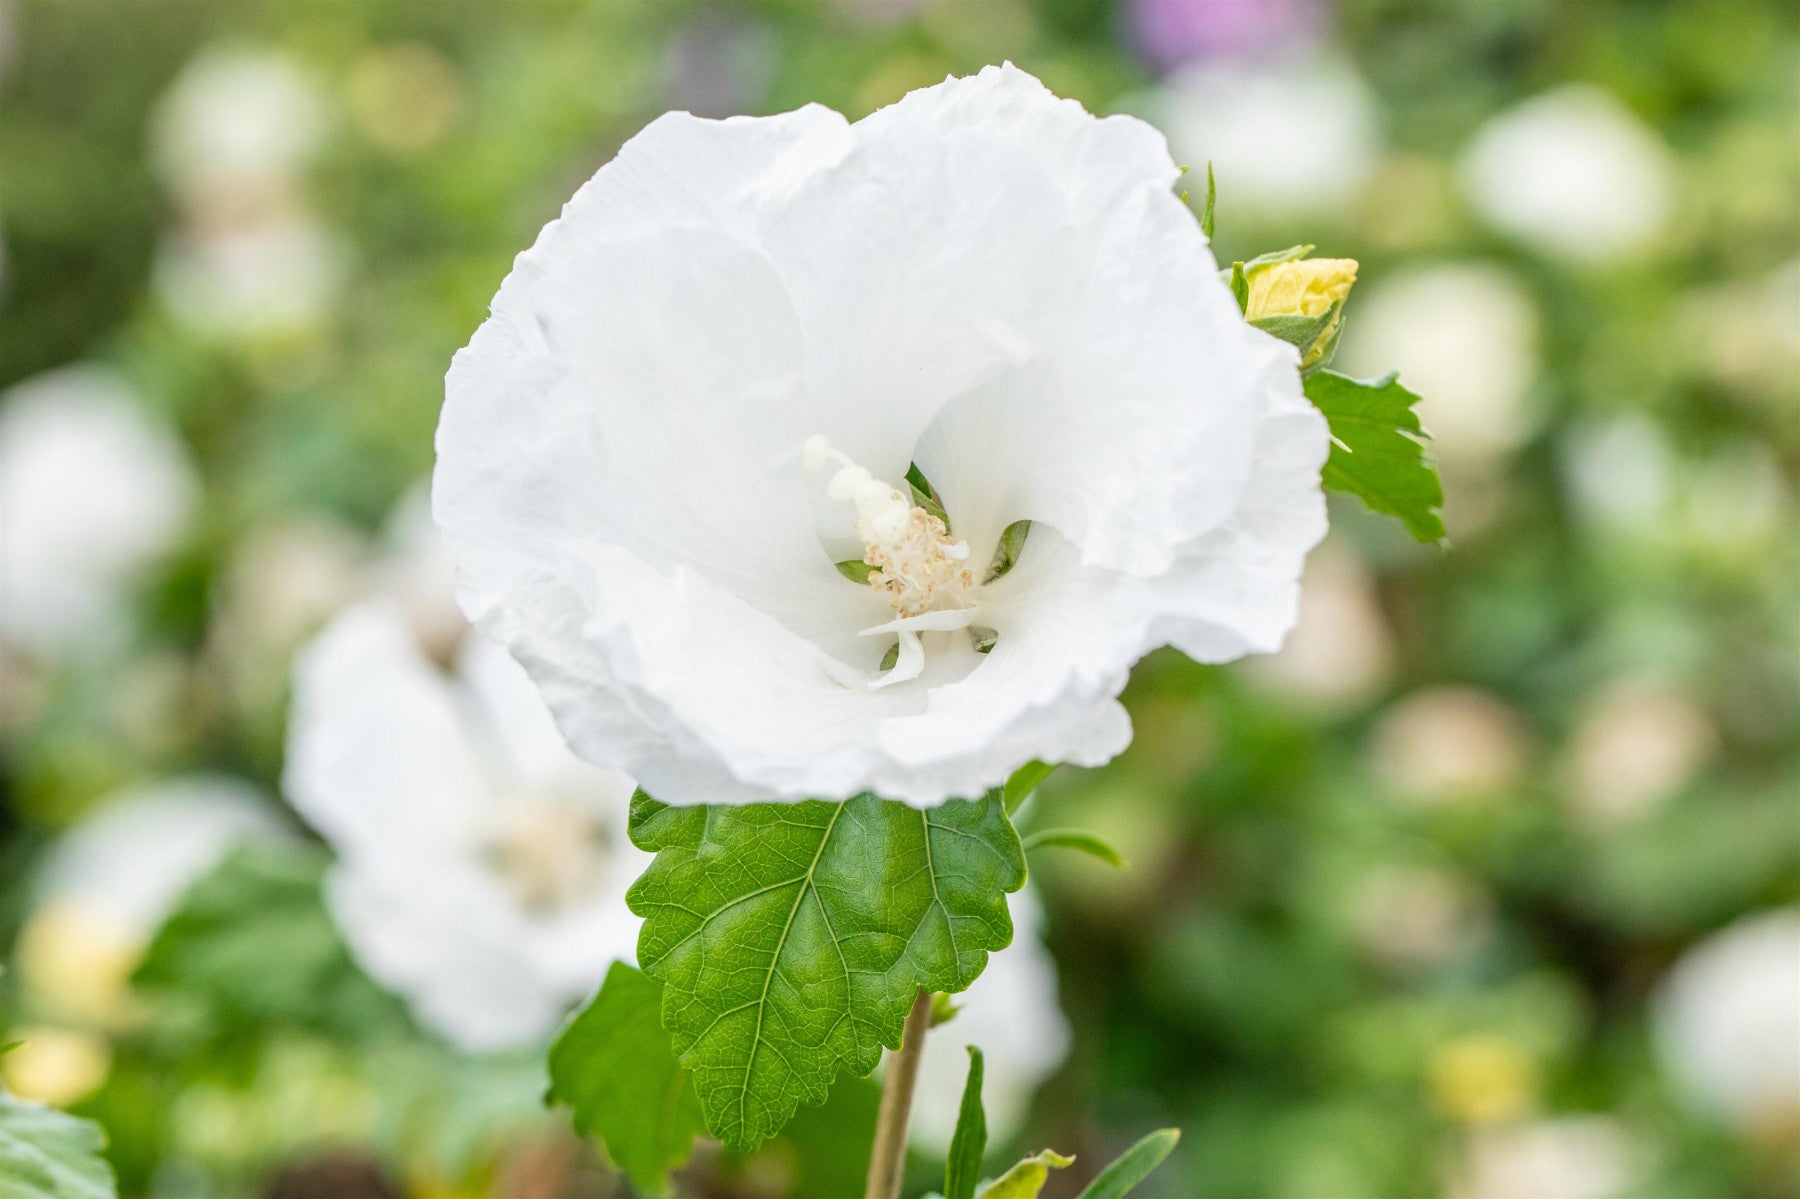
xmin=806 ymin=436 xmax=982 ymax=690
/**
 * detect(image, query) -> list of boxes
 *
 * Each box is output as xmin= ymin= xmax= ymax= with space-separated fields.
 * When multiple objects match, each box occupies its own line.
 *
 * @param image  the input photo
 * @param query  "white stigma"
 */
xmin=806 ymin=436 xmax=981 ymax=690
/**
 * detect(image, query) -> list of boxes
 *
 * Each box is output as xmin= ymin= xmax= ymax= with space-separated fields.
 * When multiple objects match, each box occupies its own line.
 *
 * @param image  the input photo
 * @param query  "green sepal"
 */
xmin=977 ymin=1149 xmax=1075 ymax=1199
xmin=1241 ymin=243 xmax=1314 ymax=272
xmin=1228 ymin=262 xmax=1248 ymax=311
xmin=1073 ymin=1128 xmax=1181 ymax=1199
xmin=1302 ymin=369 xmax=1447 ymax=544
xmin=626 ymin=790 xmax=1025 ymax=1150
xmin=906 ymin=462 xmax=951 ymax=529
xmin=836 ymin=559 xmax=876 ymax=584
xmin=985 ymin=520 xmax=1031 ymax=583
xmin=0 ymin=1090 xmax=118 ymax=1199
xmin=945 ymin=1047 xmax=988 ymax=1199
xmin=547 ymin=962 xmax=705 ymax=1195
xmin=1249 ymin=304 xmax=1337 ymax=353
xmin=1022 ymin=828 xmax=1128 ymax=869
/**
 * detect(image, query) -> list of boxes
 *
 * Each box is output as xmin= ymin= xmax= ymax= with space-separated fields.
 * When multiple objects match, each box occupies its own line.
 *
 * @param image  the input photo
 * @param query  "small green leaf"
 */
xmin=1303 ymin=369 xmax=1446 ymax=544
xmin=627 ymin=791 xmax=1025 ymax=1150
xmin=133 ymin=844 xmax=407 ymax=1039
xmin=880 ymin=641 xmax=901 ymax=671
xmin=1022 ymin=829 xmax=1127 ymax=869
xmin=0 ymin=1091 xmax=117 ymax=1199
xmin=945 ymin=1048 xmax=987 ymax=1199
xmin=1001 ymin=761 xmax=1055 ymax=817
xmin=837 ymin=559 xmax=876 ymax=584
xmin=1228 ymin=262 xmax=1248 ymax=311
xmin=548 ymin=962 xmax=704 ymax=1195
xmin=977 ymin=1149 xmax=1075 ymax=1199
xmin=985 ymin=520 xmax=1031 ymax=583
xmin=1200 ymin=162 xmax=1216 ymax=240
xmin=1072 ymin=1128 xmax=1180 ymax=1199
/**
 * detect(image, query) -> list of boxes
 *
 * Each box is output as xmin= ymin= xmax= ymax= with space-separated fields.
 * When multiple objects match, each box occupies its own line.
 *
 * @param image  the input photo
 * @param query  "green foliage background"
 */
xmin=1 ymin=0 xmax=1796 ymax=1197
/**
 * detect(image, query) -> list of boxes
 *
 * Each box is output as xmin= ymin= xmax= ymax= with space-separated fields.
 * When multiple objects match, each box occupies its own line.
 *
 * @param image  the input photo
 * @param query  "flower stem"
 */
xmin=865 ymin=988 xmax=932 ymax=1199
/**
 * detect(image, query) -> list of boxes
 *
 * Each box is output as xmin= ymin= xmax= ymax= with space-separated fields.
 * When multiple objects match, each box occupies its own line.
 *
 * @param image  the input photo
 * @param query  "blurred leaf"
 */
xmin=0 ymin=1090 xmax=117 ymax=1199
xmin=1022 ymin=828 xmax=1128 ymax=869
xmin=1073 ymin=1129 xmax=1180 ymax=1199
xmin=1201 ymin=162 xmax=1217 ymax=240
xmin=1003 ymin=762 xmax=1056 ymax=817
xmin=548 ymin=962 xmax=703 ymax=1195
xmin=627 ymin=792 xmax=1025 ymax=1150
xmin=977 ymin=1148 xmax=1074 ymax=1199
xmin=945 ymin=1047 xmax=987 ymax=1199
xmin=133 ymin=844 xmax=407 ymax=1040
xmin=763 ymin=1075 xmax=880 ymax=1199
xmin=1303 ymin=370 xmax=1446 ymax=543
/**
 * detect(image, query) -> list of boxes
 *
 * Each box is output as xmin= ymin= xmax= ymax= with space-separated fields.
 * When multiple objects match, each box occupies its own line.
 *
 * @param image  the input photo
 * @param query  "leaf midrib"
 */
xmin=738 ymin=802 xmax=848 ymax=1133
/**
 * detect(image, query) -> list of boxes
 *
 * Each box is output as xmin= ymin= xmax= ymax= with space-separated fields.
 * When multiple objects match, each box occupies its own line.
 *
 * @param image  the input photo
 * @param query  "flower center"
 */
xmin=805 ymin=436 xmax=985 ymax=690
xmin=481 ymin=792 xmax=612 ymax=916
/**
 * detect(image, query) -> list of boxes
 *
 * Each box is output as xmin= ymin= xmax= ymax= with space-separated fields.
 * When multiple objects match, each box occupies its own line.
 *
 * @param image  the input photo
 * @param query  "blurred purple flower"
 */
xmin=1125 ymin=0 xmax=1323 ymax=71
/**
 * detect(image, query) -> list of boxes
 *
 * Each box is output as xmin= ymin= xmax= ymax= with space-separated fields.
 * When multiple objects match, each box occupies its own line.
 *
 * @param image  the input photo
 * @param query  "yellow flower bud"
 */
xmin=1428 ymin=1033 xmax=1538 ymax=1125
xmin=1244 ymin=256 xmax=1359 ymax=370
xmin=1 ymin=1027 xmax=113 ymax=1108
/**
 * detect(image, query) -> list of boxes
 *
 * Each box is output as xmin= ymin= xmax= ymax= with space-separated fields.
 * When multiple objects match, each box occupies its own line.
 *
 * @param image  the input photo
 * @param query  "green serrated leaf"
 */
xmin=0 ymin=1091 xmax=117 ymax=1199
xmin=1021 ymin=829 xmax=1128 ymax=869
xmin=548 ymin=962 xmax=704 ymax=1195
xmin=945 ymin=1047 xmax=987 ymax=1199
xmin=837 ymin=559 xmax=876 ymax=585
xmin=1200 ymin=162 xmax=1216 ymax=240
xmin=1001 ymin=761 xmax=1055 ymax=817
xmin=1303 ymin=369 xmax=1446 ymax=544
xmin=1073 ymin=1128 xmax=1180 ymax=1199
xmin=977 ymin=1149 xmax=1075 ymax=1199
xmin=985 ymin=520 xmax=1031 ymax=583
xmin=133 ymin=844 xmax=408 ymax=1039
xmin=627 ymin=791 xmax=1025 ymax=1150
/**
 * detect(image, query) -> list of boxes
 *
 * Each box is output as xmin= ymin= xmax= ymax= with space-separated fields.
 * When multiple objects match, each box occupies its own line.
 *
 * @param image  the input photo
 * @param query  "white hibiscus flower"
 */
xmin=0 ymin=366 xmax=198 ymax=652
xmin=909 ymin=890 xmax=1070 ymax=1152
xmin=433 ymin=65 xmax=1328 ymax=808
xmin=283 ymin=600 xmax=646 ymax=1052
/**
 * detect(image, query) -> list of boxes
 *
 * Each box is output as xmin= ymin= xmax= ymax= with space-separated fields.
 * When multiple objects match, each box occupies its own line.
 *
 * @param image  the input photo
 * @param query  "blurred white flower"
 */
xmin=372 ymin=482 xmax=467 ymax=663
xmin=13 ymin=777 xmax=283 ymax=1027
xmin=1244 ymin=540 xmax=1394 ymax=710
xmin=1459 ymin=85 xmax=1676 ymax=266
xmin=205 ymin=515 xmax=367 ymax=717
xmin=434 ymin=64 xmax=1328 ymax=808
xmin=1336 ymin=262 xmax=1542 ymax=467
xmin=1351 ymin=863 xmax=1491 ymax=974
xmin=908 ymin=890 xmax=1070 ymax=1151
xmin=154 ymin=210 xmax=347 ymax=340
xmin=1150 ymin=52 xmax=1379 ymax=223
xmin=0 ymin=366 xmax=198 ymax=652
xmin=1654 ymin=910 xmax=1800 ymax=1137
xmin=1560 ymin=413 xmax=1674 ymax=536
xmin=1371 ymin=686 xmax=1530 ymax=806
xmin=1562 ymin=679 xmax=1715 ymax=827
xmin=1449 ymin=1116 xmax=1641 ymax=1199
xmin=152 ymin=47 xmax=327 ymax=204
xmin=284 ymin=600 xmax=646 ymax=1051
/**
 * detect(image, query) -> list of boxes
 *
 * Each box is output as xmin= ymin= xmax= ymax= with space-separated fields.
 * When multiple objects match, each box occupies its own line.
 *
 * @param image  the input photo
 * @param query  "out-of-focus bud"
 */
xmin=1429 ymin=1033 xmax=1538 ymax=1126
xmin=1240 ymin=250 xmax=1358 ymax=370
xmin=0 ymin=1027 xmax=112 ymax=1108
